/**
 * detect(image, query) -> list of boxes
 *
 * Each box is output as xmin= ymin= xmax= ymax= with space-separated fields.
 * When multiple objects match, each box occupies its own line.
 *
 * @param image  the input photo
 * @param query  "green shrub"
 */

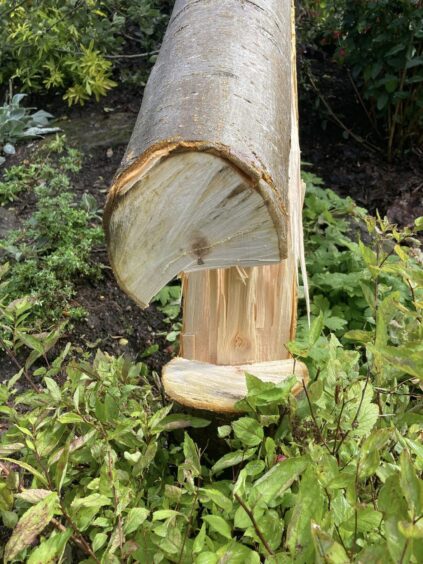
xmin=0 ymin=174 xmax=421 ymax=562
xmin=0 ymin=136 xmax=103 ymax=324
xmin=341 ymin=0 xmax=423 ymax=158
xmin=0 ymin=0 xmax=171 ymax=105
xmin=300 ymin=0 xmax=423 ymax=157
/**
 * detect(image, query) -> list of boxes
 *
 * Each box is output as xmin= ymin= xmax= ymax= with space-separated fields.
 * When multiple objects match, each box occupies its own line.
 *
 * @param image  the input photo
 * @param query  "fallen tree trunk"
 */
xmin=163 ymin=3 xmax=309 ymax=412
xmin=104 ymin=0 xmax=292 ymax=307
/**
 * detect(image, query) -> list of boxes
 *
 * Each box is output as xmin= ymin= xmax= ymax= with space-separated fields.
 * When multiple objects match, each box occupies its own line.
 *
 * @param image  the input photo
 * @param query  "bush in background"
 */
xmin=0 ymin=0 xmax=171 ymax=105
xmin=299 ymin=0 xmax=423 ymax=158
xmin=341 ymin=0 xmax=423 ymax=158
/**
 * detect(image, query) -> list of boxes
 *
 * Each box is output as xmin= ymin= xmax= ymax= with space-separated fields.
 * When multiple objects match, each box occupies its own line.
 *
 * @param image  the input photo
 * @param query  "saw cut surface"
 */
xmin=162 ymin=357 xmax=309 ymax=413
xmin=108 ymin=151 xmax=280 ymax=307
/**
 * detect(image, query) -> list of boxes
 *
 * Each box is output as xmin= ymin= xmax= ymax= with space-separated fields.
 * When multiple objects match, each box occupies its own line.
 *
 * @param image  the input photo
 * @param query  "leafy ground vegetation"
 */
xmin=0 ymin=135 xmax=103 ymax=327
xmin=0 ymin=0 xmax=421 ymax=562
xmin=0 ymin=158 xmax=421 ymax=561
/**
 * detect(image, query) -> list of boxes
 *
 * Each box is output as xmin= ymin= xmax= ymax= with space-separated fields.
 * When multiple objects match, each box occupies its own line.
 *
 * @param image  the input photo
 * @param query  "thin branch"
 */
xmin=105 ymin=50 xmax=159 ymax=60
xmin=306 ymin=69 xmax=382 ymax=154
xmin=347 ymin=68 xmax=381 ymax=138
xmin=302 ymin=379 xmax=332 ymax=455
xmin=0 ymin=336 xmax=38 ymax=392
xmin=332 ymin=399 xmax=346 ymax=456
xmin=335 ymin=374 xmax=370 ymax=457
xmin=234 ymin=493 xmax=274 ymax=556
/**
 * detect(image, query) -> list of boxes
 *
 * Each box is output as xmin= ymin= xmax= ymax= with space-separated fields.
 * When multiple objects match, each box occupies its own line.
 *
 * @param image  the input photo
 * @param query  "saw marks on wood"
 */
xmin=107 ymin=151 xmax=280 ymax=307
xmin=162 ymin=357 xmax=309 ymax=413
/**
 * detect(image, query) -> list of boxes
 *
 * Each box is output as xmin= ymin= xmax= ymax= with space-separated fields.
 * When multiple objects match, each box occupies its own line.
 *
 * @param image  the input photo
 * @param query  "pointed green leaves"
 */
xmin=252 ymin=457 xmax=308 ymax=504
xmin=4 ymin=492 xmax=59 ymax=562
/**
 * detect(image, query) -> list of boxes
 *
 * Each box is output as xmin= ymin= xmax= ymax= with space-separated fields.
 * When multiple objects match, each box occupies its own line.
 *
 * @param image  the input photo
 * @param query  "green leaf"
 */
xmin=159 ymin=414 xmax=210 ymax=431
xmin=243 ymin=373 xmax=296 ymax=407
xmin=92 ymin=532 xmax=108 ymax=552
xmin=253 ymin=456 xmax=308 ymax=503
xmin=400 ymin=450 xmax=422 ymax=516
xmin=360 ymin=429 xmax=392 ymax=478
xmin=286 ymin=466 xmax=325 ymax=557
xmin=71 ymin=493 xmax=111 ymax=511
xmin=216 ymin=541 xmax=261 ymax=563
xmin=55 ymin=435 xmax=71 ymax=493
xmin=217 ymin=425 xmax=232 ymax=438
xmin=44 ymin=377 xmax=61 ymax=402
xmin=196 ymin=553 xmax=218 ymax=564
xmin=49 ymin=429 xmax=97 ymax=465
xmin=211 ymin=448 xmax=256 ymax=474
xmin=27 ymin=529 xmax=72 ymax=564
xmin=343 ymin=330 xmax=373 ymax=343
xmin=4 ymin=492 xmax=59 ymax=562
xmin=311 ymin=522 xmax=350 ymax=563
xmin=16 ymin=489 xmax=52 ymax=504
xmin=153 ymin=509 xmax=182 ymax=521
xmin=183 ymin=432 xmax=201 ymax=476
xmin=200 ymin=488 xmax=233 ymax=513
xmin=203 ymin=514 xmax=232 ymax=540
xmin=343 ymin=506 xmax=382 ymax=533
xmin=124 ymin=507 xmax=149 ymax=535
xmin=0 ymin=457 xmax=48 ymax=486
xmin=57 ymin=412 xmax=84 ymax=424
xmin=193 ymin=522 xmax=206 ymax=554
xmin=232 ymin=417 xmax=264 ymax=447
xmin=398 ymin=520 xmax=423 ymax=539
xmin=309 ymin=312 xmax=324 ymax=346
xmin=385 ymin=516 xmax=410 ymax=562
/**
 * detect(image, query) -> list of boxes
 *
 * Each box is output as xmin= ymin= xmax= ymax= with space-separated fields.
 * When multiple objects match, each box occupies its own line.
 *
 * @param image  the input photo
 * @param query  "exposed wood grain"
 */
xmin=104 ymin=0 xmax=292 ymax=307
xmin=163 ymin=357 xmax=309 ymax=413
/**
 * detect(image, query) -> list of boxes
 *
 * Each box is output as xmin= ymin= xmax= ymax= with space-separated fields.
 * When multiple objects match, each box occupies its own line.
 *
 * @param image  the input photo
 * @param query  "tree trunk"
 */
xmin=105 ymin=0 xmax=309 ymax=413
xmin=104 ymin=0 xmax=293 ymax=307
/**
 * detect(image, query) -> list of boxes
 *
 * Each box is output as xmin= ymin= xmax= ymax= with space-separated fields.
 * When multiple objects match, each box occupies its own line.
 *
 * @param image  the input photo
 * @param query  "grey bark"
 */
xmin=105 ymin=0 xmax=292 ymax=251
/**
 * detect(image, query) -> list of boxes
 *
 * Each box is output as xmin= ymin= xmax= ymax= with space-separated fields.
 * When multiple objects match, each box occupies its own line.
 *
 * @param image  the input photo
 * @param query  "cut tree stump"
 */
xmin=163 ymin=358 xmax=308 ymax=413
xmin=105 ymin=0 xmax=309 ymax=413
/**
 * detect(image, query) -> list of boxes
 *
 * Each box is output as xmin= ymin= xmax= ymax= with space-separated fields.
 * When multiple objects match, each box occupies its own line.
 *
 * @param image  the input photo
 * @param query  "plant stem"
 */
xmin=302 ymin=379 xmax=332 ymax=455
xmin=234 ymin=493 xmax=274 ymax=556
xmin=0 ymin=336 xmax=39 ymax=392
xmin=306 ymin=68 xmax=382 ymax=154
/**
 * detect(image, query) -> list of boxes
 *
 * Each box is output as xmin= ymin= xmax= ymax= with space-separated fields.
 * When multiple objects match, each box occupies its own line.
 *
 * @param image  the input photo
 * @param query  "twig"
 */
xmin=0 ymin=336 xmax=39 ymax=392
xmin=334 ymin=523 xmax=348 ymax=555
xmin=332 ymin=399 xmax=346 ymax=456
xmin=347 ymin=68 xmax=381 ymax=138
xmin=105 ymin=50 xmax=159 ymax=60
xmin=302 ymin=379 xmax=332 ymax=455
xmin=234 ymin=493 xmax=274 ymax=556
xmin=335 ymin=374 xmax=370 ymax=457
xmin=399 ymin=539 xmax=409 ymax=564
xmin=306 ymin=69 xmax=382 ymax=154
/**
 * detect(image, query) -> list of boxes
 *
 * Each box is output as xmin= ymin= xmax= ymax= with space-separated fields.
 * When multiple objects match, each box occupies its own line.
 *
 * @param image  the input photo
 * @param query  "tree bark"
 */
xmin=104 ymin=0 xmax=293 ymax=307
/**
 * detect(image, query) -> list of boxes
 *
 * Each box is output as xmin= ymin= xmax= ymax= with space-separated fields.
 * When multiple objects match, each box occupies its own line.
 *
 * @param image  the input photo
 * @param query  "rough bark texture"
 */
xmin=179 ymin=4 xmax=305 ymax=367
xmin=104 ymin=0 xmax=292 ymax=307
